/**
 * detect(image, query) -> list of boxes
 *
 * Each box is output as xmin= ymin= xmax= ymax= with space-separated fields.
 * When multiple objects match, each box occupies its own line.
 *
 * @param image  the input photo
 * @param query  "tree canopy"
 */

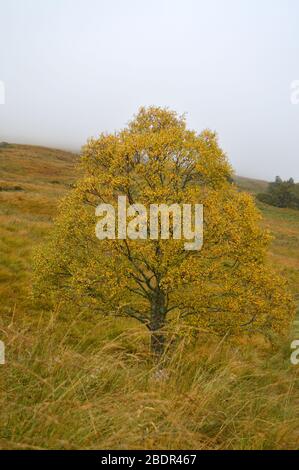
xmin=257 ymin=176 xmax=299 ymax=210
xmin=34 ymin=107 xmax=295 ymax=356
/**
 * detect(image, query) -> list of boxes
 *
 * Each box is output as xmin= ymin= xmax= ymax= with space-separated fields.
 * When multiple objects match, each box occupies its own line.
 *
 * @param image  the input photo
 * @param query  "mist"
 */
xmin=1 ymin=0 xmax=299 ymax=180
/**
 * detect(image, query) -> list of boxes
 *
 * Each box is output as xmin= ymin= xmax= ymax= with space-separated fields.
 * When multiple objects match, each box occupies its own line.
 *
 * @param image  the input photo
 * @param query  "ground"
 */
xmin=0 ymin=144 xmax=298 ymax=449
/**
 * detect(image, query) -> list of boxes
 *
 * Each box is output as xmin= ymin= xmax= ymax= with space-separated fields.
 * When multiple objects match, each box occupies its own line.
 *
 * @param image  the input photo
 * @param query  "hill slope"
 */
xmin=233 ymin=175 xmax=269 ymax=194
xmin=0 ymin=144 xmax=298 ymax=450
xmin=1 ymin=144 xmax=297 ymax=319
xmin=0 ymin=144 xmax=78 ymax=317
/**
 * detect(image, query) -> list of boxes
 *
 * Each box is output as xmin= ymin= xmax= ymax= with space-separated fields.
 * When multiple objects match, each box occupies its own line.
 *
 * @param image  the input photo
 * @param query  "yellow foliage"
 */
xmin=34 ymin=107 xmax=295 ymax=354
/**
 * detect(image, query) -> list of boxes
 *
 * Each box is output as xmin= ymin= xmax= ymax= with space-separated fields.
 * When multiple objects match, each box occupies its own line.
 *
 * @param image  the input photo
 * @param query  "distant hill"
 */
xmin=0 ymin=143 xmax=79 ymax=218
xmin=0 ymin=143 xmax=78 ymax=186
xmin=233 ymin=175 xmax=268 ymax=194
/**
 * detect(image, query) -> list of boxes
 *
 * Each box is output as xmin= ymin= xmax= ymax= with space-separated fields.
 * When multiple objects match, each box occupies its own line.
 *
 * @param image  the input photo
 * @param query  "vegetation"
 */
xmin=233 ymin=175 xmax=268 ymax=195
xmin=0 ymin=140 xmax=298 ymax=449
xmin=1 ymin=317 xmax=298 ymax=450
xmin=34 ymin=108 xmax=294 ymax=357
xmin=257 ymin=176 xmax=299 ymax=210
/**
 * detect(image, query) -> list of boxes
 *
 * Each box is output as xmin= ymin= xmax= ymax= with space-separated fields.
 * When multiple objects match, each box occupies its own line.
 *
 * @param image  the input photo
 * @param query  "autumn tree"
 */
xmin=34 ymin=107 xmax=295 ymax=357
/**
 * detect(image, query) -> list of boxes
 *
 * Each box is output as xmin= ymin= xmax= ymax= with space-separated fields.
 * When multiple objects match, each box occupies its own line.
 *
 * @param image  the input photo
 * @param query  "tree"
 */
xmin=257 ymin=176 xmax=299 ymax=209
xmin=34 ymin=107 xmax=295 ymax=357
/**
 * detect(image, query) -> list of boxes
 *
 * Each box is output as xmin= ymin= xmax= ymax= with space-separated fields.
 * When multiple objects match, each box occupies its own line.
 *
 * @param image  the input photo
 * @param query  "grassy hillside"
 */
xmin=0 ymin=144 xmax=298 ymax=449
xmin=0 ymin=144 xmax=78 ymax=318
xmin=235 ymin=173 xmax=299 ymax=335
xmin=234 ymin=175 xmax=269 ymax=195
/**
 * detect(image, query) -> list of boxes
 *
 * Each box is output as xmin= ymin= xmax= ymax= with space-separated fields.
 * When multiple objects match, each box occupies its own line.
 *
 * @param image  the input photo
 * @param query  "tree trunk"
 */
xmin=150 ymin=290 xmax=166 ymax=359
xmin=151 ymin=329 xmax=165 ymax=358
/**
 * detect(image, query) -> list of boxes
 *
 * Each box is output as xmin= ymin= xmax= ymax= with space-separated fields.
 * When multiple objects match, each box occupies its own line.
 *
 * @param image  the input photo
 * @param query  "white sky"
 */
xmin=0 ymin=0 xmax=299 ymax=180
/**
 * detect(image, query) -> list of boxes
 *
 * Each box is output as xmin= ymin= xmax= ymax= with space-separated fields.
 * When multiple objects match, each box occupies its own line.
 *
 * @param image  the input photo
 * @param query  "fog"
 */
xmin=1 ymin=0 xmax=299 ymax=180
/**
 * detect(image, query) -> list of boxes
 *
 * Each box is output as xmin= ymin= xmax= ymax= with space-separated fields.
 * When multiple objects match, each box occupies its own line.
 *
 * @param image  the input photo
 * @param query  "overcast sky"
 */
xmin=0 ymin=0 xmax=299 ymax=180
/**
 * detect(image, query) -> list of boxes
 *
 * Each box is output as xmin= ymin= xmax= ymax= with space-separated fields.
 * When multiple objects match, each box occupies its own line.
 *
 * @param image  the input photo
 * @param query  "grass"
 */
xmin=0 ymin=144 xmax=78 ymax=318
xmin=237 ymin=174 xmax=299 ymax=333
xmin=234 ymin=175 xmax=269 ymax=195
xmin=0 ymin=145 xmax=298 ymax=449
xmin=1 ymin=315 xmax=298 ymax=450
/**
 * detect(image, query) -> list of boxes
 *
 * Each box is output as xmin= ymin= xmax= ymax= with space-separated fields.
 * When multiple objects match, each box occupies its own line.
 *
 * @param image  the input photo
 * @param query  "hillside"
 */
xmin=0 ymin=144 xmax=298 ymax=450
xmin=1 ymin=144 xmax=297 ymax=322
xmin=235 ymin=174 xmax=299 ymax=333
xmin=233 ymin=175 xmax=269 ymax=195
xmin=0 ymin=144 xmax=78 ymax=315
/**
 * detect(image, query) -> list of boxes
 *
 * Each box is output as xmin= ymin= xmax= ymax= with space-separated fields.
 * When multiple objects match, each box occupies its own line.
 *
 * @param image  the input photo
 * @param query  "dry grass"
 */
xmin=1 ymin=313 xmax=298 ymax=450
xmin=234 ymin=175 xmax=269 ymax=195
xmin=0 ymin=145 xmax=298 ymax=450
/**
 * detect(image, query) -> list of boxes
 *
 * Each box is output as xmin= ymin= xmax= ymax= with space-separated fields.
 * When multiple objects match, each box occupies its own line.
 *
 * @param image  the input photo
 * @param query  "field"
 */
xmin=0 ymin=144 xmax=298 ymax=449
xmin=236 ymin=175 xmax=299 ymax=336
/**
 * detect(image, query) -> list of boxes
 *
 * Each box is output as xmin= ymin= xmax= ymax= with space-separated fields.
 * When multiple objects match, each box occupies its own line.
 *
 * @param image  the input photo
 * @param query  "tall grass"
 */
xmin=1 ymin=310 xmax=298 ymax=450
xmin=0 ymin=145 xmax=299 ymax=450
